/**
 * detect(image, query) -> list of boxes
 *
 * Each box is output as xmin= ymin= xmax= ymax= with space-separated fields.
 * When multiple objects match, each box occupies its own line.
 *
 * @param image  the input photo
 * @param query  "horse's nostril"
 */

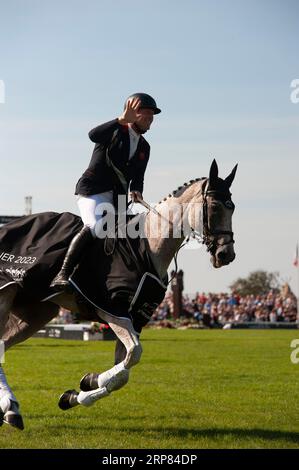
xmin=217 ymin=249 xmax=235 ymax=264
xmin=217 ymin=250 xmax=227 ymax=260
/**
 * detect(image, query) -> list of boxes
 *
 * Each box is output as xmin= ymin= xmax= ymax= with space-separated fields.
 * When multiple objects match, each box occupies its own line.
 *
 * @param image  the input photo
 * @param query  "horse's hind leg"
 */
xmin=0 ymin=284 xmax=24 ymax=430
xmin=0 ymin=299 xmax=58 ymax=430
xmin=3 ymin=300 xmax=59 ymax=351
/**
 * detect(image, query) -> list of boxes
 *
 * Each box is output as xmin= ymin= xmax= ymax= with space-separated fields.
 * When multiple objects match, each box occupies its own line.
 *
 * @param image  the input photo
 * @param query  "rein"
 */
xmin=133 ymin=196 xmax=188 ymax=284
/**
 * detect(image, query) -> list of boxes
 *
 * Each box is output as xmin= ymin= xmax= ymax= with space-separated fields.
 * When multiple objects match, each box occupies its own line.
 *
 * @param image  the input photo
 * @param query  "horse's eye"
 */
xmin=224 ymin=201 xmax=234 ymax=209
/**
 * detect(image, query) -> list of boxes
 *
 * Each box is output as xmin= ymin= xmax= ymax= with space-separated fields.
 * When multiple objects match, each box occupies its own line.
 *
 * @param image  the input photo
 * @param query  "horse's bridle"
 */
xmin=190 ymin=179 xmax=235 ymax=255
xmin=134 ymin=180 xmax=235 ymax=285
xmin=135 ymin=179 xmax=235 ymax=256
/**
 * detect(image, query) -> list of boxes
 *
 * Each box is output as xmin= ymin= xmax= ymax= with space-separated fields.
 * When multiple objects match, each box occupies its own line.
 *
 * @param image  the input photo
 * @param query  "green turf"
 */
xmin=0 ymin=329 xmax=299 ymax=448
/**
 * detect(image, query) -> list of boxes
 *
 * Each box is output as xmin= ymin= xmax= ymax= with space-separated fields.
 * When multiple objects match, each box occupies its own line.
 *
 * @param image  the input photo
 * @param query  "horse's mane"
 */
xmin=157 ymin=177 xmax=206 ymax=204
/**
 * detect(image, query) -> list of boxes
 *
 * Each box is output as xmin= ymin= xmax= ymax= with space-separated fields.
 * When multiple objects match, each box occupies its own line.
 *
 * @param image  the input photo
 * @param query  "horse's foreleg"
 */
xmin=75 ymin=317 xmax=142 ymax=407
xmin=0 ymin=284 xmax=24 ymax=430
xmin=109 ymin=319 xmax=142 ymax=369
xmin=114 ymin=338 xmax=127 ymax=365
xmin=79 ymin=337 xmax=127 ymax=389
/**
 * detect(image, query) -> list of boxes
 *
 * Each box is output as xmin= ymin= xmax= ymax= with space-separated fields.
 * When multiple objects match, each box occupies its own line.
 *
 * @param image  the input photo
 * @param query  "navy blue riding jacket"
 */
xmin=75 ymin=119 xmax=150 ymax=197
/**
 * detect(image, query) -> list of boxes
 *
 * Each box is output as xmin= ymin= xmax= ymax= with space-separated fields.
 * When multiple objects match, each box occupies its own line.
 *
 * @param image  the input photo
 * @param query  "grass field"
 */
xmin=0 ymin=329 xmax=299 ymax=449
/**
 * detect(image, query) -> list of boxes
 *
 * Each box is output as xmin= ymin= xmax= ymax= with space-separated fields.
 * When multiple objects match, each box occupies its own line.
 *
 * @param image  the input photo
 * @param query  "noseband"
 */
xmin=191 ymin=180 xmax=235 ymax=255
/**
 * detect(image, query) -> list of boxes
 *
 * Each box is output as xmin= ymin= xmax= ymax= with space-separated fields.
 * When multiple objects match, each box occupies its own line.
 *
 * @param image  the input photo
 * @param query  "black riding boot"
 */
xmin=50 ymin=226 xmax=94 ymax=291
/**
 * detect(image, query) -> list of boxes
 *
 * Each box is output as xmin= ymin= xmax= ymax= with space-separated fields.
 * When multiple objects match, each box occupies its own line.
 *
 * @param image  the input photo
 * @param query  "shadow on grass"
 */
xmin=142 ymin=337 xmax=213 ymax=343
xmin=14 ymin=343 xmax=89 ymax=349
xmin=44 ymin=422 xmax=299 ymax=445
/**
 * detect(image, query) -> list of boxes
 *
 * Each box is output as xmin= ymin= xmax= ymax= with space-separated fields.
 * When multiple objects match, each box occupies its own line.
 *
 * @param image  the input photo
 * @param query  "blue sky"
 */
xmin=0 ymin=0 xmax=298 ymax=294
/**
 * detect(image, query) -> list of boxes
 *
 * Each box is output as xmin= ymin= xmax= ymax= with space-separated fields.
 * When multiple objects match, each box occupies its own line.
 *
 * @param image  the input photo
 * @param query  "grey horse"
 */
xmin=0 ymin=160 xmax=237 ymax=430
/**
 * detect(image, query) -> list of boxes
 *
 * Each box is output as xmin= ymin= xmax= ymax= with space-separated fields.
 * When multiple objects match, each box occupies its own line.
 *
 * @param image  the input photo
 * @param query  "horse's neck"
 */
xmin=144 ymin=181 xmax=203 ymax=279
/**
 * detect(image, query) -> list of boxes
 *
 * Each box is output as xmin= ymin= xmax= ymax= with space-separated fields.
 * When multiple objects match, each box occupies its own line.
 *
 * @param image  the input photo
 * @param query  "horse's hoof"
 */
xmin=1 ymin=400 xmax=24 ymax=430
xmin=80 ymin=373 xmax=99 ymax=392
xmin=3 ymin=411 xmax=24 ymax=430
xmin=58 ymin=389 xmax=79 ymax=410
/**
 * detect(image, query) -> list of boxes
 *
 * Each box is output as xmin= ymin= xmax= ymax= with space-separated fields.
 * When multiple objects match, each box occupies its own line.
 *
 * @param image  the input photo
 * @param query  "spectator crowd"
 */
xmin=152 ymin=288 xmax=298 ymax=326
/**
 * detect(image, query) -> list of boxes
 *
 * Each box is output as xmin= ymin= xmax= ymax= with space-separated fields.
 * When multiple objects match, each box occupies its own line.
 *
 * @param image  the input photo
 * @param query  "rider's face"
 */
xmin=135 ymin=108 xmax=154 ymax=132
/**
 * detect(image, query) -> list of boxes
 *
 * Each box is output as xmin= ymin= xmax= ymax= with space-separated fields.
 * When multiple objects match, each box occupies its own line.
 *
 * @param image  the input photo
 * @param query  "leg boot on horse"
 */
xmin=80 ymin=339 xmax=127 ymax=391
xmin=58 ymin=319 xmax=141 ymax=410
xmin=58 ymin=362 xmax=130 ymax=410
xmin=0 ymin=387 xmax=24 ymax=430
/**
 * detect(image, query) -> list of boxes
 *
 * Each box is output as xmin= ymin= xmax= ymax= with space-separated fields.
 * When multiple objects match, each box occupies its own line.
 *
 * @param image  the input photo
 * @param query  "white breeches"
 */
xmin=77 ymin=191 xmax=114 ymax=238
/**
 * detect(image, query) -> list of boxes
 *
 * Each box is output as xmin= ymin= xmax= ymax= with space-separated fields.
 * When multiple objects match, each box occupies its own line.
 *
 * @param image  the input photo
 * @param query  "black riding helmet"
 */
xmin=124 ymin=93 xmax=161 ymax=114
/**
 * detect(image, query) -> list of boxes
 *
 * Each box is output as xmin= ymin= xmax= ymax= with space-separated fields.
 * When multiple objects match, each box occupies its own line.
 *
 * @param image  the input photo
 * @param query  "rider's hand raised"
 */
xmin=118 ymin=98 xmax=141 ymax=125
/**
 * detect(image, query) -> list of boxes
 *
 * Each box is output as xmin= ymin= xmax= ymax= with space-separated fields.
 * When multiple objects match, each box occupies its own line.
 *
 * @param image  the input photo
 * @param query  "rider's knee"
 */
xmin=84 ymin=223 xmax=97 ymax=239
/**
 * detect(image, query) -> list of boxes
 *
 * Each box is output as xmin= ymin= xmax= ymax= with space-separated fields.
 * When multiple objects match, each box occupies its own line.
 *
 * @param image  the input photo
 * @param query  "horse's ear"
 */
xmin=209 ymin=159 xmax=218 ymax=184
xmin=225 ymin=163 xmax=238 ymax=188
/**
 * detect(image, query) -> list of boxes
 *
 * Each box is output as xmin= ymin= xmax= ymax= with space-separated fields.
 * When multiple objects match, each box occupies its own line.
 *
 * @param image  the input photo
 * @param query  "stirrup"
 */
xmin=50 ymin=278 xmax=69 ymax=288
xmin=49 ymin=284 xmax=73 ymax=295
xmin=50 ymin=272 xmax=72 ymax=291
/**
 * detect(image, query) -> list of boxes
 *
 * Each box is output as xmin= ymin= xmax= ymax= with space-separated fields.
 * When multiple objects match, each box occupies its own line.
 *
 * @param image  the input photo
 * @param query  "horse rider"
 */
xmin=50 ymin=92 xmax=161 ymax=291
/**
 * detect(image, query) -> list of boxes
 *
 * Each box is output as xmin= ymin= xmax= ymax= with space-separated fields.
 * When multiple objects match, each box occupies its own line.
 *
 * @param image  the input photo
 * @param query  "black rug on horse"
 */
xmin=0 ymin=212 xmax=83 ymax=299
xmin=0 ymin=211 xmax=167 ymax=332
